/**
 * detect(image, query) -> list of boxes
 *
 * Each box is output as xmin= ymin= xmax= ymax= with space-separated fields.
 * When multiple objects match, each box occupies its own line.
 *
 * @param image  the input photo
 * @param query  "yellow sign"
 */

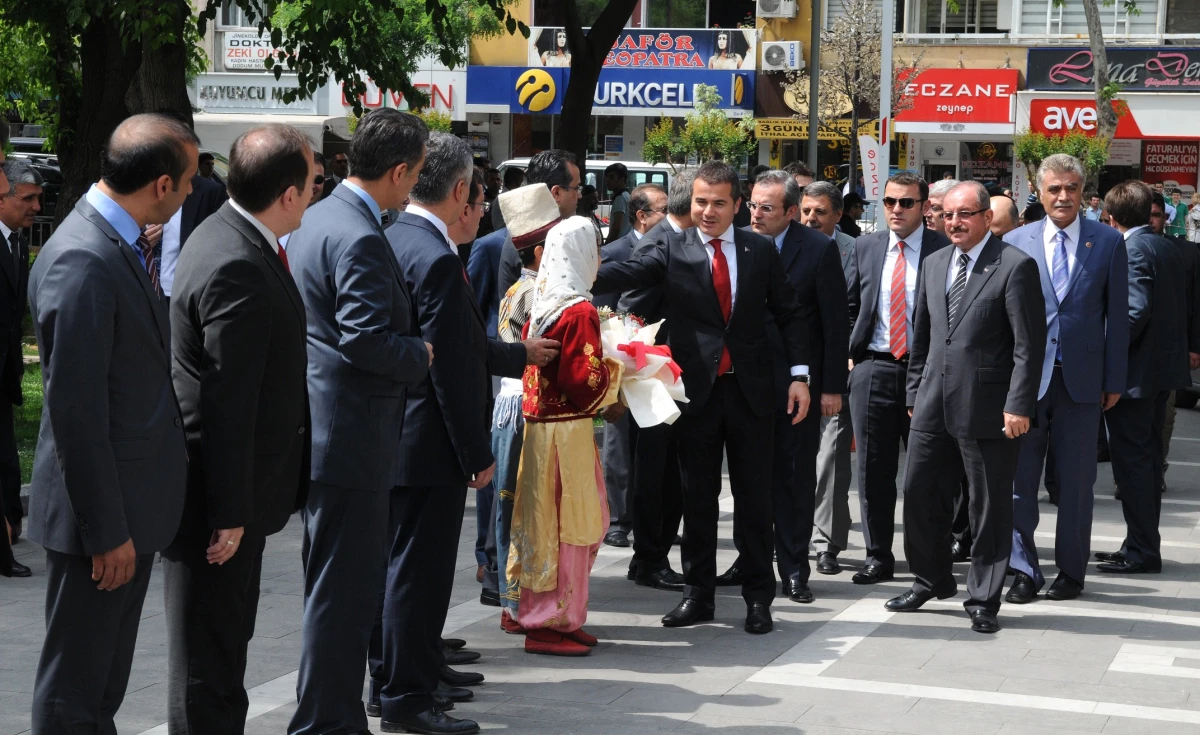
xmin=733 ymin=75 xmax=745 ymax=106
xmin=755 ymin=118 xmax=882 ymax=141
xmin=516 ymin=69 xmax=556 ymax=113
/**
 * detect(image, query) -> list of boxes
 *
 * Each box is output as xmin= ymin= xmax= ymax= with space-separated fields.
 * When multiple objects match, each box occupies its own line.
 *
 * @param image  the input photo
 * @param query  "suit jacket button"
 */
xmin=174 ymin=418 xmax=182 ymax=427
xmin=298 ymin=427 xmax=305 ymax=435
xmin=945 ymin=339 xmax=951 ymax=345
xmin=1051 ymin=338 xmax=1057 ymax=344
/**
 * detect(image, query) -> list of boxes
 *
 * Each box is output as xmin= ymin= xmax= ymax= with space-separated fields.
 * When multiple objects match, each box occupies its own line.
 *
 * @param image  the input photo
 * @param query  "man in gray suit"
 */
xmin=286 ymin=109 xmax=434 ymax=735
xmin=799 ymin=181 xmax=855 ymax=575
xmin=887 ymin=181 xmax=1045 ymax=634
xmin=28 ymin=113 xmax=196 ymax=733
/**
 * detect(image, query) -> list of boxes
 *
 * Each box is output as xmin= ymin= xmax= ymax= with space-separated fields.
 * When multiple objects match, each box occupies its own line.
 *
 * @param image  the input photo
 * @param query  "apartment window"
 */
xmin=533 ymin=0 xmax=607 ymax=26
xmin=920 ymin=0 xmax=1003 ymax=34
xmin=219 ymin=1 xmax=265 ymax=29
xmin=645 ymin=0 xmax=708 ymax=27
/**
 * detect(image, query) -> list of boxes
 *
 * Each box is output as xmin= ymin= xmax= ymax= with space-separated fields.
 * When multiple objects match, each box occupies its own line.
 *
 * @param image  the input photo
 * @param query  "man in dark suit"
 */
xmin=467 ymin=225 xmax=508 ymax=340
xmin=719 ymin=170 xmax=847 ymax=604
xmin=1095 ymin=181 xmax=1191 ymax=574
xmin=594 ymin=162 xmax=811 ymax=635
xmin=845 ymin=172 xmax=950 ymax=586
xmin=598 ymin=183 xmax=668 ymax=548
xmin=27 ymin=113 xmax=194 ymax=733
xmin=0 ymin=160 xmax=37 ymax=564
xmin=888 ymin=181 xmax=1046 ymax=634
xmin=1004 ymin=154 xmax=1128 ymax=603
xmin=0 ymin=161 xmax=19 ymax=578
xmin=287 ymin=109 xmax=434 ymax=735
xmin=621 ymin=172 xmax=694 ymax=590
xmin=164 ymin=124 xmax=313 ymax=733
xmin=497 ymin=150 xmax=581 ymax=295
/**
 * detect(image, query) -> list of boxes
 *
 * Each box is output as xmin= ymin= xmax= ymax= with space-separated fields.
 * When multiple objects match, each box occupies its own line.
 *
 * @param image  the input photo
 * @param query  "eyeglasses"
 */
xmin=883 ymin=197 xmax=924 ymax=210
xmin=746 ymin=202 xmax=783 ymax=214
xmin=1045 ymin=183 xmax=1081 ymax=195
xmin=467 ymin=200 xmax=486 ymax=210
xmin=313 ymin=175 xmax=326 ymax=185
xmin=943 ymin=209 xmax=987 ymax=221
xmin=639 ymin=208 xmax=667 ymax=215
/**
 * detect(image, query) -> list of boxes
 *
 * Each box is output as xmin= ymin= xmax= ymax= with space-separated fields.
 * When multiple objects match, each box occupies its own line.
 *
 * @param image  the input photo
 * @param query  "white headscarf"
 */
xmin=529 ymin=216 xmax=601 ymax=337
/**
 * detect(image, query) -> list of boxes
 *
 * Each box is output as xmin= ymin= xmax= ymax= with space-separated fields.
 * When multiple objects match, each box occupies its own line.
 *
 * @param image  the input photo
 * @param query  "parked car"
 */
xmin=497 ymin=158 xmax=673 ymax=224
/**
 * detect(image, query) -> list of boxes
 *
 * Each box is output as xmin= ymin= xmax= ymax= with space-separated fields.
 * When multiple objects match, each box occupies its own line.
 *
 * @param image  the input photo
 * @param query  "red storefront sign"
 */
xmin=895 ymin=68 xmax=1019 ymax=126
xmin=1028 ymin=98 xmax=1145 ymax=138
xmin=1141 ymin=141 xmax=1199 ymax=185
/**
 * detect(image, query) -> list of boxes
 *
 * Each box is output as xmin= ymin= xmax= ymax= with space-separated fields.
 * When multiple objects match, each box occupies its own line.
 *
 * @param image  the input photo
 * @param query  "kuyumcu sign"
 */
xmin=894 ymin=68 xmax=1018 ymax=135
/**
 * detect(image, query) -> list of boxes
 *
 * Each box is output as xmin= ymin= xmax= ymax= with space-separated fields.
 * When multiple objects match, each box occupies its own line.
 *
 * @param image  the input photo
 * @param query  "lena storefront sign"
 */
xmin=1027 ymin=48 xmax=1200 ymax=92
xmin=894 ymin=69 xmax=1018 ymax=135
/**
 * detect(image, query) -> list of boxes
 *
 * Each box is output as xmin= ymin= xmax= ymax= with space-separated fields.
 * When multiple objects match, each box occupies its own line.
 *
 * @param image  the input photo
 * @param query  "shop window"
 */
xmin=826 ymin=0 xmax=906 ymax=33
xmin=219 ymin=1 xmax=265 ymax=29
xmin=533 ymin=0 xmax=607 ymax=26
xmin=645 ymin=0 xmax=708 ymax=27
xmin=1020 ymin=0 xmax=1156 ymax=36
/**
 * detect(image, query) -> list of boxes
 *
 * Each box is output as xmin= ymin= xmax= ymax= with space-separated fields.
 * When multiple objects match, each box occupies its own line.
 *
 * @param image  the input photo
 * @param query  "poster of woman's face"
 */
xmin=708 ymin=30 xmax=750 ymax=70
xmin=532 ymin=27 xmax=572 ymax=67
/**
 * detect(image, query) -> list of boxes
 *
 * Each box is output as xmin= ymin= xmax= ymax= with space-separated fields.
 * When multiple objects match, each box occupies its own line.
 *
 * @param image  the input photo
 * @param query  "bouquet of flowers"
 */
xmin=597 ymin=307 xmax=688 ymax=427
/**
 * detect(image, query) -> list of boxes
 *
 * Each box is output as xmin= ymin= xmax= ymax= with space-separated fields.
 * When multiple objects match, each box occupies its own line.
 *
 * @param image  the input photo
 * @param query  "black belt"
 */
xmin=865 ymin=350 xmax=908 ymax=364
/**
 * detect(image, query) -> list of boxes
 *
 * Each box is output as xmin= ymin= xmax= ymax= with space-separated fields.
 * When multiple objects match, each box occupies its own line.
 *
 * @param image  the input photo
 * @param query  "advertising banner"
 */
xmin=858 ymin=136 xmax=883 ymax=201
xmin=894 ymin=68 xmax=1018 ymax=133
xmin=222 ymin=31 xmax=287 ymax=71
xmin=1141 ymin=142 xmax=1199 ymax=191
xmin=1027 ymin=48 xmax=1200 ymax=92
xmin=329 ymin=56 xmax=467 ymax=121
xmin=527 ymin=28 xmax=756 ymax=71
xmin=754 ymin=118 xmax=881 ymax=141
xmin=191 ymin=73 xmax=321 ymax=114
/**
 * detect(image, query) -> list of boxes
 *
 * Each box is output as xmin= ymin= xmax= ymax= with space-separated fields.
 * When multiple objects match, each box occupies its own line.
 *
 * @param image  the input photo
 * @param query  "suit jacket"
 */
xmin=0 ymin=226 xmax=30 ymax=406
xmin=595 ymin=230 xmax=639 ymax=311
xmin=386 ymin=213 xmax=524 ymax=487
xmin=286 ymin=184 xmax=430 ymax=493
xmin=834 ymin=230 xmax=856 ymax=276
xmin=847 ymin=227 xmax=951 ymax=363
xmin=466 ymin=226 xmax=507 ymax=339
xmin=1166 ymin=233 xmax=1200 ymax=354
xmin=1123 ymin=230 xmax=1191 ymax=398
xmin=907 ymin=235 xmax=1046 ymax=439
xmin=761 ymin=221 xmax=849 ymax=404
xmin=170 ymin=203 xmax=309 ymax=539
xmin=595 ymin=226 xmax=808 ymax=418
xmin=1004 ymin=217 xmax=1128 ymax=403
xmin=498 ymin=230 xmax=523 ymax=297
xmin=180 ymin=174 xmax=227 ymax=249
xmin=27 ymin=198 xmax=187 ymax=556
xmin=617 ymin=217 xmax=677 ymax=341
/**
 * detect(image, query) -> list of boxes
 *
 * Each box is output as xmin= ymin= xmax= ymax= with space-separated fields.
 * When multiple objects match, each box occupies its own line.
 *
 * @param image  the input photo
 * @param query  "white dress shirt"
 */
xmin=945 ymin=238 xmax=988 ymax=293
xmin=1042 ymin=214 xmax=1081 ymax=281
xmin=406 ymin=203 xmax=455 ymax=251
xmin=665 ymin=215 xmax=685 ymax=234
xmin=228 ymin=199 xmax=280 ymax=254
xmin=699 ymin=224 xmax=739 ymax=308
xmin=0 ymin=220 xmax=16 ymax=250
xmin=1123 ymin=224 xmax=1148 ymax=241
xmin=868 ymin=225 xmax=924 ymax=353
xmin=158 ymin=207 xmax=184 ymax=298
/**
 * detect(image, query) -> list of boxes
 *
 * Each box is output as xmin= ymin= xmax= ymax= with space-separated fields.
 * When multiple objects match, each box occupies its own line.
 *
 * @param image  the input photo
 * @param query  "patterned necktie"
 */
xmin=947 ymin=252 xmax=969 ymax=327
xmin=277 ymin=243 xmax=291 ymax=274
xmin=710 ymin=239 xmax=733 ymax=376
xmin=137 ymin=231 xmax=162 ymax=298
xmin=1051 ymin=230 xmax=1070 ymax=304
xmin=889 ymin=241 xmax=907 ymax=359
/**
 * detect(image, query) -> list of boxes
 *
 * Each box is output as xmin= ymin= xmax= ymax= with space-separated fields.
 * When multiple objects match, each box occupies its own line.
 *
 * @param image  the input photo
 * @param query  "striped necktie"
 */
xmin=1051 ymin=230 xmax=1070 ymax=304
xmin=947 ymin=252 xmax=969 ymax=327
xmin=137 ymin=231 xmax=162 ymax=298
xmin=888 ymin=240 xmax=907 ymax=359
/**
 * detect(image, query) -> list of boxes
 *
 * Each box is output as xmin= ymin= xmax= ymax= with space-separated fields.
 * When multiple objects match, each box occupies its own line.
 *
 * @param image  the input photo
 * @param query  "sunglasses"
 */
xmin=313 ymin=175 xmax=326 ymax=185
xmin=883 ymin=197 xmax=924 ymax=210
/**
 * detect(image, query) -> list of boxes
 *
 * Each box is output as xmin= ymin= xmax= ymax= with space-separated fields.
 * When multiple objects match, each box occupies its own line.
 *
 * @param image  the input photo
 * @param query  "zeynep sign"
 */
xmin=895 ymin=69 xmax=1018 ymax=123
xmin=1027 ymin=48 xmax=1200 ymax=92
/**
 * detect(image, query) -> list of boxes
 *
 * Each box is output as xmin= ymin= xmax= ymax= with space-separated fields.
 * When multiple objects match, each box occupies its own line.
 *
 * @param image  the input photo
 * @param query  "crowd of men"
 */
xmin=2 ymin=103 xmax=1197 ymax=735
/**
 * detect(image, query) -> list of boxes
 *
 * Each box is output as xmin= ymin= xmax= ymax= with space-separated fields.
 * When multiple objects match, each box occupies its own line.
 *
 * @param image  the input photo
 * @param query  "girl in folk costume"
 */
xmin=508 ymin=216 xmax=623 ymax=656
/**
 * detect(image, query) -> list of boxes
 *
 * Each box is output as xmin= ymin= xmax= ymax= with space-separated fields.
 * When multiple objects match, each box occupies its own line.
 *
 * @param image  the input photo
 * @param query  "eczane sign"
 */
xmin=894 ymin=68 xmax=1018 ymax=134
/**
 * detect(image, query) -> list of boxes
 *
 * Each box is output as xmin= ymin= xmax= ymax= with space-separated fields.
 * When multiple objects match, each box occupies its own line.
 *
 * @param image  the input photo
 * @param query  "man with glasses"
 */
xmin=926 ymin=178 xmax=957 ymax=236
xmin=328 ymin=151 xmax=349 ymax=184
xmin=1004 ymin=153 xmax=1128 ymax=599
xmin=846 ymin=172 xmax=949 ymax=586
xmin=310 ymin=151 xmax=328 ymax=206
xmin=785 ymin=162 xmax=816 ymax=225
xmin=498 ymin=149 xmax=583 ymax=294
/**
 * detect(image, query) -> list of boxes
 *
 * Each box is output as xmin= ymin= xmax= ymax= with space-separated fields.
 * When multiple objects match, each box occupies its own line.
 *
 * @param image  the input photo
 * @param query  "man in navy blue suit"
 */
xmin=1003 ymin=154 xmax=1129 ymax=604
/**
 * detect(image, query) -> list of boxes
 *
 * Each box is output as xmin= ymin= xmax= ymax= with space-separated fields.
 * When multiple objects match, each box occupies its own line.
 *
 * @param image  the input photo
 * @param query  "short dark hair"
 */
xmin=1104 ymin=180 xmax=1152 ymax=229
xmin=605 ymin=162 xmax=628 ymax=182
xmin=469 ymin=167 xmax=485 ymax=205
xmin=1022 ymin=202 xmax=1046 ymax=224
xmin=312 ymin=150 xmax=326 ymax=167
xmin=503 ymin=166 xmax=525 ymax=189
xmin=518 ymin=243 xmax=540 ymax=267
xmin=227 ymin=125 xmax=313 ymax=213
xmin=629 ymin=183 xmax=665 ymax=218
xmin=198 ymin=151 xmax=215 ymax=164
xmin=803 ymin=181 xmax=843 ymax=214
xmin=409 ymin=132 xmax=473 ymax=205
xmin=1151 ymin=192 xmax=1167 ymax=210
xmin=843 ymin=192 xmax=865 ymax=208
xmin=525 ymin=149 xmax=579 ymax=191
xmin=348 ymin=109 xmax=428 ymax=182
xmin=885 ymin=171 xmax=929 ymax=202
xmin=100 ymin=113 xmax=200 ymax=195
xmin=784 ymin=161 xmax=814 ymax=179
xmin=694 ymin=161 xmax=742 ymax=201
xmin=748 ymin=164 xmax=771 ymax=185
xmin=1085 ymin=190 xmax=1099 ymax=201
xmin=580 ymin=184 xmax=597 ymax=197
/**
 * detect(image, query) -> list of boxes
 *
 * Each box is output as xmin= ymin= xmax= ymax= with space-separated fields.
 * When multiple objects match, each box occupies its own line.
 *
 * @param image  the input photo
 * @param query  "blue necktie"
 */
xmin=1051 ymin=230 xmax=1069 ymax=360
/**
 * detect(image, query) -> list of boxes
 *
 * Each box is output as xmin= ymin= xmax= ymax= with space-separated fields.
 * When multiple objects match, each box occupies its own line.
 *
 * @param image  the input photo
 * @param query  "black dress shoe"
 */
xmin=444 ymin=648 xmax=481 ymax=666
xmin=635 ymin=567 xmax=685 ymax=591
xmin=478 ymin=588 xmax=500 ymax=607
xmin=1004 ymin=572 xmax=1036 ymax=604
xmin=885 ymin=586 xmax=955 ymax=612
xmin=1094 ymin=550 xmax=1125 ymax=564
xmin=1045 ymin=574 xmax=1082 ymax=601
xmin=1 ymin=559 xmax=31 ymax=578
xmin=381 ymin=707 xmax=479 ymax=734
xmin=439 ymin=666 xmax=484 ymax=687
xmin=714 ymin=565 xmax=743 ymax=587
xmin=851 ymin=564 xmax=893 ymax=585
xmin=442 ymin=638 xmax=466 ymax=651
xmin=815 ymin=552 xmax=840 ymax=575
xmin=784 ymin=578 xmax=813 ymax=603
xmin=626 ymin=564 xmax=636 ymax=581
xmin=437 ymin=684 xmax=474 ymax=703
xmin=950 ymin=540 xmax=970 ymax=563
xmin=603 ymin=529 xmax=630 ymax=547
xmin=661 ymin=598 xmax=715 ymax=628
xmin=368 ymin=697 xmax=455 ymax=718
xmin=970 ymin=610 xmax=1000 ymax=633
xmin=744 ymin=602 xmax=773 ymax=634
xmin=1097 ymin=559 xmax=1161 ymax=574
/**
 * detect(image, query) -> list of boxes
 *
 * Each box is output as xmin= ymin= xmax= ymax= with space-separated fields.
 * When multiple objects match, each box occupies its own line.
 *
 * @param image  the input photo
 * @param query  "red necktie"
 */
xmin=710 ymin=239 xmax=733 ymax=376
xmin=889 ymin=240 xmax=907 ymax=359
xmin=277 ymin=244 xmax=291 ymax=274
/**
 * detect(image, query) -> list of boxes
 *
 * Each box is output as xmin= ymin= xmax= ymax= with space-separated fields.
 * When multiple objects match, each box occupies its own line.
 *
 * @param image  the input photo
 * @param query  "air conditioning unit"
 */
xmin=757 ymin=0 xmax=798 ymax=19
xmin=761 ymin=41 xmax=804 ymax=72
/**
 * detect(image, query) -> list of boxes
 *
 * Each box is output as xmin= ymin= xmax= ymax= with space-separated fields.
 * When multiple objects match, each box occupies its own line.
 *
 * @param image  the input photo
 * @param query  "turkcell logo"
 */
xmin=515 ymin=69 xmax=557 ymax=112
xmin=594 ymin=81 xmax=698 ymax=108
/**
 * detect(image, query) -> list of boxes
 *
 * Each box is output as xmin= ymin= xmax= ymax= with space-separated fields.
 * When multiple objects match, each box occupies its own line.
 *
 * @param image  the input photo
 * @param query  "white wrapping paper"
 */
xmin=599 ymin=317 xmax=688 ymax=427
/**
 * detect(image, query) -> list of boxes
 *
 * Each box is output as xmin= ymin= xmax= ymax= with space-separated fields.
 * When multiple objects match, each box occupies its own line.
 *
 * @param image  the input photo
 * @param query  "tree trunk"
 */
xmin=126 ymin=0 xmax=195 ymax=127
xmin=555 ymin=0 xmax=639 ymax=163
xmin=1082 ymin=0 xmax=1114 ymax=190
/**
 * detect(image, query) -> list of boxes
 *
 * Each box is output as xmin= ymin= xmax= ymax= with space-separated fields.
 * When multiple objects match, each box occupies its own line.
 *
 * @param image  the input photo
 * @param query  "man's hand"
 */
xmin=848 ymin=358 xmax=855 ymax=372
xmin=787 ymin=382 xmax=811 ymax=425
xmin=142 ymin=223 xmax=163 ymax=246
xmin=1002 ymin=413 xmax=1031 ymax=439
xmin=1102 ymin=392 xmax=1121 ymax=411
xmin=1190 ymin=352 xmax=1199 ymax=370
xmin=820 ymin=393 xmax=842 ymax=417
xmin=208 ymin=527 xmax=245 ymax=565
xmin=468 ymin=463 xmax=496 ymax=489
xmin=424 ymin=342 xmax=434 ymax=366
xmin=523 ymin=338 xmax=561 ymax=367
xmin=92 ymin=538 xmax=137 ymax=591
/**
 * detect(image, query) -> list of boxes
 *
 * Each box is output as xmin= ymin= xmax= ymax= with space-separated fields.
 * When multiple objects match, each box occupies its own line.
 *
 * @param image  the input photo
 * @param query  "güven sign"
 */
xmin=1027 ymin=48 xmax=1200 ymax=92
xmin=895 ymin=68 xmax=1018 ymax=123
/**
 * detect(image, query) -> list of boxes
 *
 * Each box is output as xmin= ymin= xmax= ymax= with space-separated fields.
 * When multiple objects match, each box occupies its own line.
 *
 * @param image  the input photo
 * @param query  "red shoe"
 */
xmin=524 ymin=630 xmax=591 ymax=657
xmin=500 ymin=610 xmax=526 ymax=634
xmin=565 ymin=627 xmax=598 ymax=647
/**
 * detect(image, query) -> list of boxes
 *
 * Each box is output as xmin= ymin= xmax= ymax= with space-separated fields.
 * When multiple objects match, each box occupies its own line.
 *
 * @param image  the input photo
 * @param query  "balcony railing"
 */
xmin=896 ymin=32 xmax=1200 ymax=45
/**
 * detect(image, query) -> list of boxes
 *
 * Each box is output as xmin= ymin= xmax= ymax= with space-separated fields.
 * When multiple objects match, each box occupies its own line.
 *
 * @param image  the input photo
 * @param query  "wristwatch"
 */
xmin=791 ymin=374 xmax=811 ymax=385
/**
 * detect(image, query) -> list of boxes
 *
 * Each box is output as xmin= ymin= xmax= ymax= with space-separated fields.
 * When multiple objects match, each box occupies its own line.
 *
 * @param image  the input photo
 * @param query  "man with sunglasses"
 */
xmin=1004 ymin=153 xmax=1128 ymax=598
xmin=846 ymin=172 xmax=949 ymax=587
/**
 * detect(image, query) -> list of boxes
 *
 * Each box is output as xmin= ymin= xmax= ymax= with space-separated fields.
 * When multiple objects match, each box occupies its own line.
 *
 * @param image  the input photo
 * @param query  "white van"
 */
xmin=498 ymin=158 xmax=674 ymax=226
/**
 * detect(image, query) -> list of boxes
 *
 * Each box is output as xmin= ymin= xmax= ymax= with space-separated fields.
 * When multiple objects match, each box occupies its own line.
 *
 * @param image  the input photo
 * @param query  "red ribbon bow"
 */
xmin=617 ymin=342 xmax=683 ymax=381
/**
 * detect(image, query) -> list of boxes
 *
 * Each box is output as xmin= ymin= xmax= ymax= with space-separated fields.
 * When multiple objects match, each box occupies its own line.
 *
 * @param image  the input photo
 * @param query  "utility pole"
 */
xmin=807 ymin=0 xmax=821 ymax=172
xmin=877 ymin=0 xmax=893 ymax=228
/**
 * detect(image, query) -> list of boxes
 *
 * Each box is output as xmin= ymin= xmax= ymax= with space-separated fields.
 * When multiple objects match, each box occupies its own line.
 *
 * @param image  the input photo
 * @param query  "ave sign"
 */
xmin=1028 ymin=98 xmax=1142 ymax=138
xmin=1038 ymin=103 xmax=1097 ymax=132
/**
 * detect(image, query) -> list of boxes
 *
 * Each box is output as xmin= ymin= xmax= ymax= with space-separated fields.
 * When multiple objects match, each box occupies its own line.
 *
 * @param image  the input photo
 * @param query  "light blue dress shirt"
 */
xmin=84 ymin=185 xmax=145 ymax=266
xmin=341 ymin=179 xmax=382 ymax=226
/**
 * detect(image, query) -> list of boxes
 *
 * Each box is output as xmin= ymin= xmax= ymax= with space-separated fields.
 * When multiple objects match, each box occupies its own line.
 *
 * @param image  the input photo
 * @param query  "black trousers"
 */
xmin=0 ymin=504 xmax=14 ymax=576
xmin=951 ymin=479 xmax=972 ymax=546
xmin=630 ymin=420 xmax=683 ymax=576
xmin=32 ymin=549 xmax=155 ymax=735
xmin=1106 ymin=392 xmax=1167 ymax=570
xmin=903 ymin=429 xmax=1018 ymax=614
xmin=0 ymin=399 xmax=21 ymax=529
xmin=162 ymin=531 xmax=267 ymax=735
xmin=674 ymin=374 xmax=775 ymax=605
xmin=379 ymin=485 xmax=467 ymax=720
xmin=772 ymin=407 xmax=821 ymax=585
xmin=848 ymin=358 xmax=910 ymax=569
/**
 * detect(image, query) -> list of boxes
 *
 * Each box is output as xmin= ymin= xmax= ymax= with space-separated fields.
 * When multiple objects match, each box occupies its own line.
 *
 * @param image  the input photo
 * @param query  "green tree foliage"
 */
xmin=642 ymin=85 xmax=755 ymax=173
xmin=1013 ymin=131 xmax=1110 ymax=186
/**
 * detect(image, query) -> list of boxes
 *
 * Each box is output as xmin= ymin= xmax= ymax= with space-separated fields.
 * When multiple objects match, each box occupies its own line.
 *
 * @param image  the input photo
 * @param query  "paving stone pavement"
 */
xmin=3 ymin=408 xmax=1200 ymax=734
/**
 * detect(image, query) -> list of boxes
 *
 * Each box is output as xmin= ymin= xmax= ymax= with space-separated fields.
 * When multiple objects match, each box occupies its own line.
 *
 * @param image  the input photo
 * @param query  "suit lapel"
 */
xmin=731 ymin=229 xmax=754 ymax=321
xmin=864 ymin=231 xmax=888 ymax=314
xmin=779 ymin=223 xmax=802 ymax=272
xmin=927 ymin=247 xmax=950 ymax=330
xmin=685 ymin=229 xmax=725 ymax=323
xmin=220 ymin=205 xmax=305 ymax=322
xmin=948 ymin=236 xmax=1002 ymax=337
xmin=0 ymin=236 xmax=17 ymax=292
xmin=396 ymin=213 xmax=486 ymax=327
xmin=1063 ymin=219 xmax=1095 ymax=299
xmin=1028 ymin=221 xmax=1057 ymax=304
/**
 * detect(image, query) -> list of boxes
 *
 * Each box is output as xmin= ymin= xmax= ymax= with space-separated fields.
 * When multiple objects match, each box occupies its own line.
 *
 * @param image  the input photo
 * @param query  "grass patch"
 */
xmin=17 ymin=364 xmax=41 ymax=485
